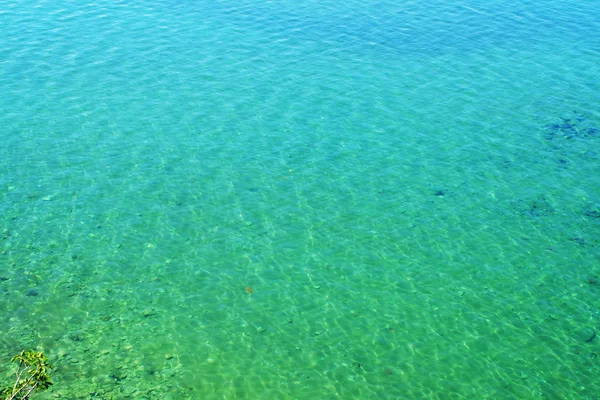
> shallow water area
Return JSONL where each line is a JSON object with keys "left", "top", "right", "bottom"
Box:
{"left": 1, "top": 0, "right": 600, "bottom": 398}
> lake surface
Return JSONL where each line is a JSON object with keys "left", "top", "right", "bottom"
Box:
{"left": 1, "top": 0, "right": 599, "bottom": 398}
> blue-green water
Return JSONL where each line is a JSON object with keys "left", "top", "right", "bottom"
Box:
{"left": 1, "top": 0, "right": 599, "bottom": 398}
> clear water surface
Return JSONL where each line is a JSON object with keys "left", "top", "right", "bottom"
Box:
{"left": 1, "top": 0, "right": 599, "bottom": 398}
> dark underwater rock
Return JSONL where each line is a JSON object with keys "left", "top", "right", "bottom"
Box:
{"left": 583, "top": 209, "right": 600, "bottom": 219}
{"left": 579, "top": 328, "right": 596, "bottom": 343}
{"left": 568, "top": 237, "right": 586, "bottom": 246}
{"left": 513, "top": 195, "right": 555, "bottom": 217}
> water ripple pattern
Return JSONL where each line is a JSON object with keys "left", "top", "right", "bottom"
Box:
{"left": 1, "top": 0, "right": 599, "bottom": 398}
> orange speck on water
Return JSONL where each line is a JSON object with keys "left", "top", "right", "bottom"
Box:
{"left": 244, "top": 286, "right": 253, "bottom": 294}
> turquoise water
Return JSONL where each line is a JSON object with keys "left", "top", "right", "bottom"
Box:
{"left": 1, "top": 0, "right": 599, "bottom": 398}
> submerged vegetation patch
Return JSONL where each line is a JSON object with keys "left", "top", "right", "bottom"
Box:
{"left": 540, "top": 111, "right": 600, "bottom": 169}
{"left": 542, "top": 111, "right": 600, "bottom": 142}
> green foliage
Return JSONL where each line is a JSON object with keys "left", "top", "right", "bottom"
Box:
{"left": 1, "top": 350, "right": 52, "bottom": 400}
